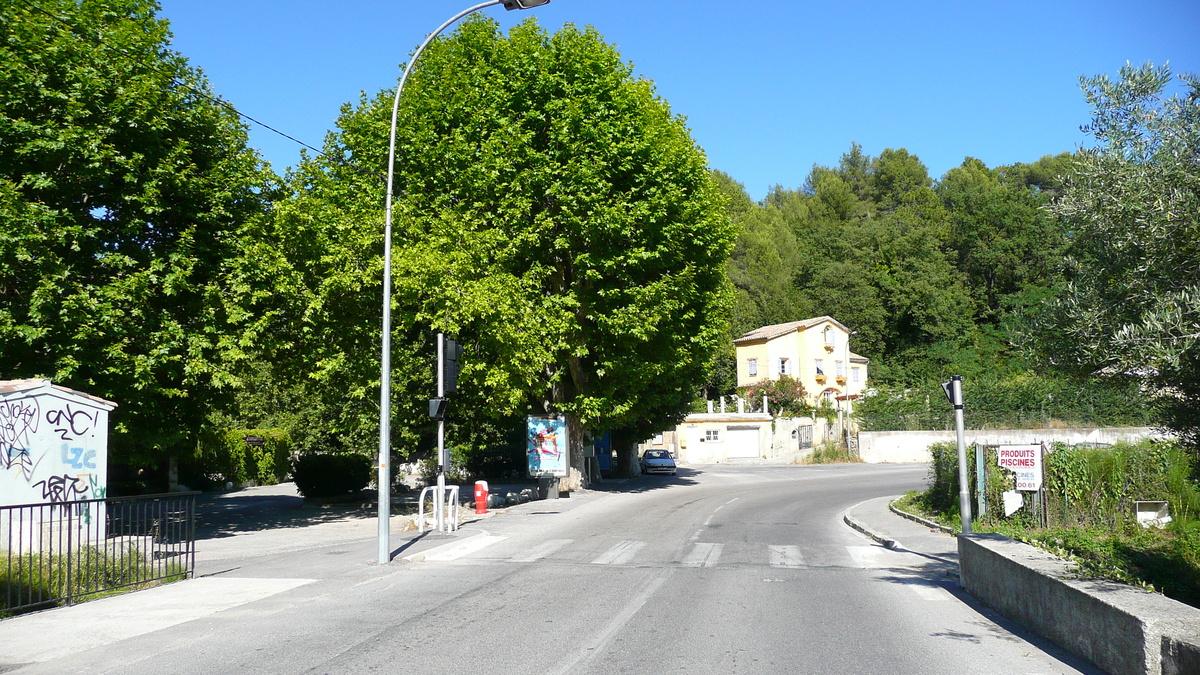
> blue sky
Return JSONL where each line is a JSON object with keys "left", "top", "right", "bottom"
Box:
{"left": 159, "top": 0, "right": 1199, "bottom": 201}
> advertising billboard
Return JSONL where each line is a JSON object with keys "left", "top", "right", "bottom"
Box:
{"left": 527, "top": 415, "right": 569, "bottom": 478}
{"left": 996, "top": 443, "right": 1044, "bottom": 491}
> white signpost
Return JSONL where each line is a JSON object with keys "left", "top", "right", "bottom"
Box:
{"left": 996, "top": 443, "right": 1044, "bottom": 492}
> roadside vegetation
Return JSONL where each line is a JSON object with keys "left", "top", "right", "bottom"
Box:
{"left": 1, "top": 546, "right": 187, "bottom": 618}
{"left": 896, "top": 439, "right": 1200, "bottom": 608}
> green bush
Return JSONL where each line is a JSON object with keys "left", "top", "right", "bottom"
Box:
{"left": 923, "top": 439, "right": 1200, "bottom": 530}
{"left": 195, "top": 428, "right": 291, "bottom": 487}
{"left": 2, "top": 545, "right": 185, "bottom": 616}
{"left": 291, "top": 452, "right": 372, "bottom": 498}
{"left": 856, "top": 372, "right": 1151, "bottom": 431}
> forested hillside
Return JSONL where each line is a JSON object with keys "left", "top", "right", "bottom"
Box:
{"left": 715, "top": 146, "right": 1150, "bottom": 430}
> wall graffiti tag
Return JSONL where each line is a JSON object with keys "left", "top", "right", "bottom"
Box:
{"left": 46, "top": 404, "right": 94, "bottom": 441}
{"left": 1, "top": 383, "right": 112, "bottom": 516}
{"left": 0, "top": 398, "right": 41, "bottom": 479}
{"left": 33, "top": 473, "right": 90, "bottom": 504}
{"left": 61, "top": 444, "right": 97, "bottom": 470}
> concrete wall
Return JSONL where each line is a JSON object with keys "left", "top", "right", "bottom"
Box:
{"left": 959, "top": 533, "right": 1200, "bottom": 675}
{"left": 857, "top": 427, "right": 1163, "bottom": 464}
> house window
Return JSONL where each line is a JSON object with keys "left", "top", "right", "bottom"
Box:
{"left": 748, "top": 358, "right": 757, "bottom": 377}
{"left": 824, "top": 326, "right": 834, "bottom": 345}
{"left": 852, "top": 367, "right": 860, "bottom": 383}
{"left": 705, "top": 429, "right": 720, "bottom": 442}
{"left": 814, "top": 359, "right": 825, "bottom": 376}
{"left": 779, "top": 358, "right": 790, "bottom": 376}
{"left": 836, "top": 361, "right": 844, "bottom": 378}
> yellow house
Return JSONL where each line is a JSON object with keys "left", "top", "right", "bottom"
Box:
{"left": 733, "top": 316, "right": 869, "bottom": 407}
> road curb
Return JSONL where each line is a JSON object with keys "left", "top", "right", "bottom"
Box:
{"left": 889, "top": 501, "right": 955, "bottom": 534}
{"left": 842, "top": 497, "right": 900, "bottom": 549}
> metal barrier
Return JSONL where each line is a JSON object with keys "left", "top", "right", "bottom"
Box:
{"left": 2, "top": 492, "right": 196, "bottom": 615}
{"left": 417, "top": 485, "right": 460, "bottom": 533}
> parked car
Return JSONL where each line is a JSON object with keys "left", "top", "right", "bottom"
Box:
{"left": 639, "top": 449, "right": 677, "bottom": 476}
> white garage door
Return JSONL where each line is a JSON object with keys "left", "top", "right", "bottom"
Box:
{"left": 726, "top": 426, "right": 760, "bottom": 459}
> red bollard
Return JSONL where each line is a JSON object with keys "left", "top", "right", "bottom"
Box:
{"left": 474, "top": 480, "right": 489, "bottom": 514}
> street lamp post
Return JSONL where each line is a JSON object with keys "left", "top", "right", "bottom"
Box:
{"left": 377, "top": 0, "right": 551, "bottom": 565}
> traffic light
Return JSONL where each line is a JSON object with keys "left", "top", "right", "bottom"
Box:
{"left": 429, "top": 397, "right": 448, "bottom": 421}
{"left": 441, "top": 335, "right": 463, "bottom": 394}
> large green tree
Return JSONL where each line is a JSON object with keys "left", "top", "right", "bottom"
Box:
{"left": 0, "top": 0, "right": 277, "bottom": 472}
{"left": 266, "top": 18, "right": 733, "bottom": 481}
{"left": 1038, "top": 63, "right": 1200, "bottom": 448}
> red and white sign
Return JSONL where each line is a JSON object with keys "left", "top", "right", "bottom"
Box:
{"left": 996, "top": 444, "right": 1043, "bottom": 491}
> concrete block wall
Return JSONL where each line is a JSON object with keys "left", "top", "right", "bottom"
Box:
{"left": 959, "top": 533, "right": 1200, "bottom": 675}
{"left": 857, "top": 427, "right": 1163, "bottom": 464}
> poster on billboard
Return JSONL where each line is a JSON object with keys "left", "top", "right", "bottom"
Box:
{"left": 996, "top": 443, "right": 1044, "bottom": 491}
{"left": 528, "top": 415, "right": 569, "bottom": 478}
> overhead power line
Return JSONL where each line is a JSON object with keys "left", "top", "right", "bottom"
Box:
{"left": 13, "top": 0, "right": 386, "bottom": 184}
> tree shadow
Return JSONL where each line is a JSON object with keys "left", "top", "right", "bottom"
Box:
{"left": 194, "top": 490, "right": 383, "bottom": 540}
{"left": 589, "top": 467, "right": 702, "bottom": 494}
{"left": 868, "top": 548, "right": 1104, "bottom": 674}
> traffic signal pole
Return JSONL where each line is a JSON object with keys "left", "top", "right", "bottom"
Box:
{"left": 943, "top": 375, "right": 972, "bottom": 534}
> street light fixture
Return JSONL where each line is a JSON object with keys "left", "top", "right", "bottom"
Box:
{"left": 377, "top": 0, "right": 550, "bottom": 565}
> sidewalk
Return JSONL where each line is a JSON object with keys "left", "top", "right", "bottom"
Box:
{"left": 843, "top": 495, "right": 960, "bottom": 578}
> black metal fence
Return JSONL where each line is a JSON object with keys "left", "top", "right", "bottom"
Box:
{"left": 2, "top": 492, "right": 196, "bottom": 615}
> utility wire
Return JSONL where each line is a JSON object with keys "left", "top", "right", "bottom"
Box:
{"left": 14, "top": 0, "right": 387, "bottom": 185}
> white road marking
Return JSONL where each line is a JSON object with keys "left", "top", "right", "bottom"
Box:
{"left": 421, "top": 535, "right": 507, "bottom": 562}
{"left": 591, "top": 540, "right": 646, "bottom": 565}
{"left": 551, "top": 571, "right": 672, "bottom": 675}
{"left": 682, "top": 542, "right": 724, "bottom": 567}
{"left": 768, "top": 545, "right": 805, "bottom": 568}
{"left": 907, "top": 580, "right": 953, "bottom": 601}
{"left": 845, "top": 545, "right": 910, "bottom": 568}
{"left": 509, "top": 538, "right": 573, "bottom": 563}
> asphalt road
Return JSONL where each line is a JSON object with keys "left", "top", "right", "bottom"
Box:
{"left": 3, "top": 463, "right": 1095, "bottom": 674}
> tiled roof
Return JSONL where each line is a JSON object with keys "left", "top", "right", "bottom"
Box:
{"left": 734, "top": 316, "right": 850, "bottom": 344}
{"left": 0, "top": 378, "right": 117, "bottom": 408}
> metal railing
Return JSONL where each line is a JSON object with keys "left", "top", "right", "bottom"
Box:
{"left": 417, "top": 485, "right": 460, "bottom": 533}
{"left": 2, "top": 492, "right": 197, "bottom": 615}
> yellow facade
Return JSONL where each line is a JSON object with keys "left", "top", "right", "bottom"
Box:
{"left": 733, "top": 316, "right": 868, "bottom": 406}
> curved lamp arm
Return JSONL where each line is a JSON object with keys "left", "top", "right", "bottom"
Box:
{"left": 378, "top": 0, "right": 549, "bottom": 564}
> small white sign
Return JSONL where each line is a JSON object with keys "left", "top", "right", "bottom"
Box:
{"left": 996, "top": 443, "right": 1043, "bottom": 491}
{"left": 1002, "top": 490, "right": 1024, "bottom": 517}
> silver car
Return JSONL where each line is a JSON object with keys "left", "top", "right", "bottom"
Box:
{"left": 639, "top": 449, "right": 677, "bottom": 476}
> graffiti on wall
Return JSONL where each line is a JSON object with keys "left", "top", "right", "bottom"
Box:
{"left": 0, "top": 393, "right": 108, "bottom": 513}
{"left": 1, "top": 398, "right": 42, "bottom": 480}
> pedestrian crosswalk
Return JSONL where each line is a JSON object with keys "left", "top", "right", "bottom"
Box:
{"left": 410, "top": 536, "right": 956, "bottom": 603}
{"left": 414, "top": 536, "right": 935, "bottom": 575}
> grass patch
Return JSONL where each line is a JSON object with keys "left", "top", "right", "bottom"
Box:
{"left": 803, "top": 442, "right": 862, "bottom": 465}
{"left": 2, "top": 545, "right": 187, "bottom": 617}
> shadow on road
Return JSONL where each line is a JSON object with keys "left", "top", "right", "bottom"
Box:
{"left": 590, "top": 467, "right": 702, "bottom": 494}
{"left": 195, "top": 489, "right": 380, "bottom": 540}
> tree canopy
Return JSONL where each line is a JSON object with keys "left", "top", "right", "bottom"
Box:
{"left": 258, "top": 18, "right": 734, "bottom": 478}
{"left": 0, "top": 0, "right": 277, "bottom": 469}
{"left": 1035, "top": 62, "right": 1200, "bottom": 448}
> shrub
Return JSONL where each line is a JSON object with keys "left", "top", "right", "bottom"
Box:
{"left": 856, "top": 372, "right": 1151, "bottom": 431}
{"left": 291, "top": 453, "right": 372, "bottom": 498}
{"left": 195, "top": 428, "right": 291, "bottom": 487}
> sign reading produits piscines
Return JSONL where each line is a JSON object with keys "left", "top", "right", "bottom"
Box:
{"left": 996, "top": 443, "right": 1044, "bottom": 491}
